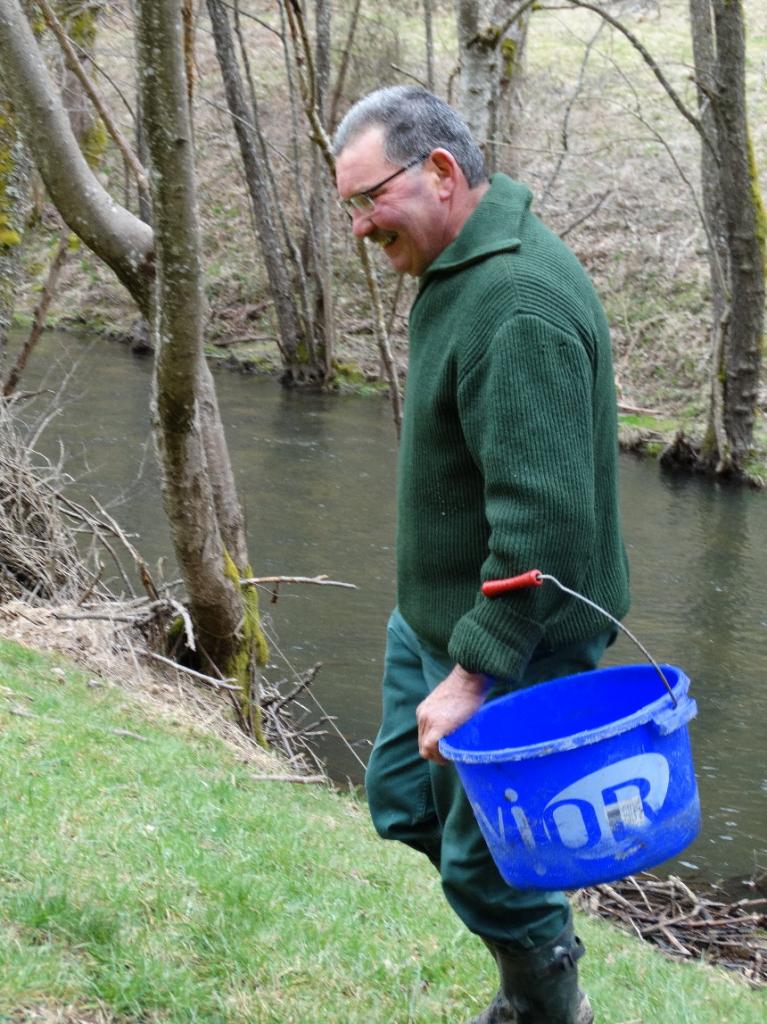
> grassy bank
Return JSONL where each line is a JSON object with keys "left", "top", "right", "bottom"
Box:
{"left": 0, "top": 637, "right": 764, "bottom": 1023}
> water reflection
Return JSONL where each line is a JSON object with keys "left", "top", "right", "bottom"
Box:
{"left": 9, "top": 330, "right": 767, "bottom": 883}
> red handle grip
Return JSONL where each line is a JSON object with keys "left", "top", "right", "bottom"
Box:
{"left": 482, "top": 570, "right": 543, "bottom": 598}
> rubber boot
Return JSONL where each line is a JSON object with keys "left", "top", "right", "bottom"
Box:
{"left": 466, "top": 939, "right": 517, "bottom": 1024}
{"left": 469, "top": 922, "right": 592, "bottom": 1024}
{"left": 495, "top": 921, "right": 593, "bottom": 1024}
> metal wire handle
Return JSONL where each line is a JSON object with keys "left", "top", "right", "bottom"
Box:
{"left": 481, "top": 569, "right": 678, "bottom": 707}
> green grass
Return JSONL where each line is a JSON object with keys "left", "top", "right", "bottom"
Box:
{"left": 618, "top": 413, "right": 679, "bottom": 433}
{"left": 0, "top": 638, "right": 764, "bottom": 1023}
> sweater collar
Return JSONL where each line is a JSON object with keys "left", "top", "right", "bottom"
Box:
{"left": 419, "top": 173, "right": 529, "bottom": 285}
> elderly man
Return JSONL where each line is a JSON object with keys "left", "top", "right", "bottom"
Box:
{"left": 334, "top": 86, "right": 629, "bottom": 1024}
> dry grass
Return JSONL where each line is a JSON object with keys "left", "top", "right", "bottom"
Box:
{"left": 0, "top": 600, "right": 280, "bottom": 773}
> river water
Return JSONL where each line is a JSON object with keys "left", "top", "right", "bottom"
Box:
{"left": 8, "top": 329, "right": 767, "bottom": 886}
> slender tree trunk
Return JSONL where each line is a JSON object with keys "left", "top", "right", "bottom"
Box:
{"left": 135, "top": 0, "right": 266, "bottom": 735}
{"left": 328, "top": 0, "right": 362, "bottom": 130}
{"left": 423, "top": 0, "right": 435, "bottom": 91}
{"left": 306, "top": 0, "right": 334, "bottom": 380}
{"left": 688, "top": 0, "right": 729, "bottom": 467}
{"left": 708, "top": 0, "right": 765, "bottom": 467}
{"left": 207, "top": 0, "right": 329, "bottom": 386}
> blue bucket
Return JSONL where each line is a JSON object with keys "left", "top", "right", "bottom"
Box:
{"left": 439, "top": 663, "right": 701, "bottom": 890}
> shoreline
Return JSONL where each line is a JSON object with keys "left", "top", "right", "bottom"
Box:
{"left": 17, "top": 313, "right": 765, "bottom": 487}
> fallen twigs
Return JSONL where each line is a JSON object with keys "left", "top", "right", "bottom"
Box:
{"left": 0, "top": 599, "right": 328, "bottom": 780}
{"left": 260, "top": 662, "right": 328, "bottom": 777}
{"left": 44, "top": 598, "right": 329, "bottom": 776}
{"left": 250, "top": 772, "right": 326, "bottom": 784}
{"left": 142, "top": 650, "right": 241, "bottom": 690}
{"left": 575, "top": 872, "right": 767, "bottom": 986}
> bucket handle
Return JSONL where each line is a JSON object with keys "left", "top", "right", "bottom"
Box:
{"left": 481, "top": 570, "right": 678, "bottom": 707}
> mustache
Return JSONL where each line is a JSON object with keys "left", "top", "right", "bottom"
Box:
{"left": 369, "top": 229, "right": 397, "bottom": 247}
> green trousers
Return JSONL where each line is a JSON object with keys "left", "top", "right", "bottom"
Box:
{"left": 366, "top": 608, "right": 613, "bottom": 952}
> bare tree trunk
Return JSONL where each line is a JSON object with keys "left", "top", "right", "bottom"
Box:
{"left": 207, "top": 0, "right": 330, "bottom": 387}
{"left": 305, "top": 0, "right": 334, "bottom": 380}
{"left": 283, "top": 0, "right": 403, "bottom": 434}
{"left": 329, "top": 0, "right": 363, "bottom": 130}
{"left": 688, "top": 0, "right": 729, "bottom": 467}
{"left": 497, "top": 3, "right": 531, "bottom": 176}
{"left": 454, "top": 0, "right": 532, "bottom": 172}
{"left": 708, "top": 0, "right": 765, "bottom": 468}
{"left": 134, "top": 0, "right": 266, "bottom": 729}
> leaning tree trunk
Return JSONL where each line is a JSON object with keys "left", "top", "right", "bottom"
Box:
{"left": 0, "top": 0, "right": 153, "bottom": 313}
{"left": 134, "top": 0, "right": 267, "bottom": 737}
{"left": 4, "top": 0, "right": 107, "bottom": 397}
{"left": 707, "top": 0, "right": 765, "bottom": 470}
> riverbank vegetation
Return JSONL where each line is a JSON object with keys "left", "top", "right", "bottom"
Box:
{"left": 0, "top": 399, "right": 327, "bottom": 773}
{"left": 1, "top": 635, "right": 765, "bottom": 1023}
{"left": 1, "top": 1, "right": 765, "bottom": 478}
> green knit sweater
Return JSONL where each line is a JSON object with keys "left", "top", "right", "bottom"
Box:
{"left": 396, "top": 173, "right": 630, "bottom": 681}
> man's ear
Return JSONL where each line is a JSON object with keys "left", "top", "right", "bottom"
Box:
{"left": 427, "top": 148, "right": 461, "bottom": 199}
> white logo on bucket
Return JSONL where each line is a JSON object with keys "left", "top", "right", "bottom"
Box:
{"left": 482, "top": 754, "right": 671, "bottom": 856}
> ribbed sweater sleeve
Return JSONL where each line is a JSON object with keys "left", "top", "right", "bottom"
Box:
{"left": 447, "top": 315, "right": 597, "bottom": 679}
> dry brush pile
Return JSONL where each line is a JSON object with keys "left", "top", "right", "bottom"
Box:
{"left": 0, "top": 403, "right": 94, "bottom": 604}
{"left": 0, "top": 400, "right": 325, "bottom": 778}
{"left": 576, "top": 871, "right": 767, "bottom": 987}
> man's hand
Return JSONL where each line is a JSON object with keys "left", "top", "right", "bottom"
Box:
{"left": 416, "top": 665, "right": 488, "bottom": 764}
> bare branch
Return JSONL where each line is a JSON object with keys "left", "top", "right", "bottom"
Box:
{"left": 250, "top": 773, "right": 326, "bottom": 784}
{"left": 3, "top": 226, "right": 71, "bottom": 397}
{"left": 551, "top": 0, "right": 710, "bottom": 151}
{"left": 540, "top": 20, "right": 604, "bottom": 207}
{"left": 142, "top": 650, "right": 241, "bottom": 690}
{"left": 495, "top": 0, "right": 539, "bottom": 45}
{"left": 240, "top": 574, "right": 357, "bottom": 589}
{"left": 559, "top": 188, "right": 611, "bottom": 239}
{"left": 389, "top": 64, "right": 428, "bottom": 88}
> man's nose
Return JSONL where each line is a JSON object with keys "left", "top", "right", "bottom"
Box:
{"left": 350, "top": 206, "right": 374, "bottom": 238}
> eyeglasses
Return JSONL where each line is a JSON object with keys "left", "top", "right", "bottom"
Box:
{"left": 338, "top": 153, "right": 429, "bottom": 215}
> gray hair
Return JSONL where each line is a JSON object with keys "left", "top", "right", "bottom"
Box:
{"left": 332, "top": 86, "right": 487, "bottom": 188}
